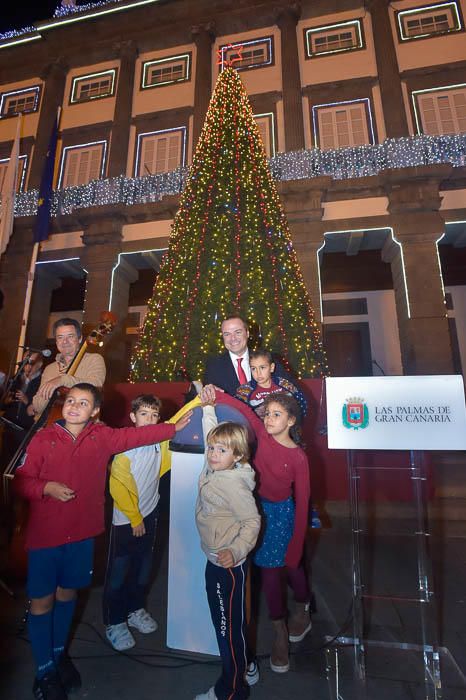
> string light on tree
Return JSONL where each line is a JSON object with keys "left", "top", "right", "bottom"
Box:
{"left": 130, "top": 64, "right": 328, "bottom": 382}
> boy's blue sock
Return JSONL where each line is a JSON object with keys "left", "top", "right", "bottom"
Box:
{"left": 28, "top": 609, "right": 54, "bottom": 679}
{"left": 53, "top": 598, "right": 77, "bottom": 662}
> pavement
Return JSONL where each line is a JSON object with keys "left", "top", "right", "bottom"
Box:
{"left": 2, "top": 470, "right": 466, "bottom": 700}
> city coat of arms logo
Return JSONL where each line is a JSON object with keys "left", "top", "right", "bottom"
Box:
{"left": 342, "top": 397, "right": 369, "bottom": 430}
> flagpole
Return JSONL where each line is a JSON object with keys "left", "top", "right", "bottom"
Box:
{"left": 15, "top": 106, "right": 62, "bottom": 367}
{"left": 15, "top": 242, "right": 40, "bottom": 365}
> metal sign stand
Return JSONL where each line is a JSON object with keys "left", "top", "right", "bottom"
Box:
{"left": 326, "top": 449, "right": 442, "bottom": 699}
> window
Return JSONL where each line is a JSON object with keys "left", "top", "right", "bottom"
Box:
{"left": 397, "top": 2, "right": 462, "bottom": 40}
{"left": 220, "top": 38, "right": 273, "bottom": 71}
{"left": 136, "top": 128, "right": 186, "bottom": 176}
{"left": 413, "top": 85, "right": 466, "bottom": 134}
{"left": 253, "top": 113, "right": 275, "bottom": 157}
{"left": 0, "top": 155, "right": 27, "bottom": 191}
{"left": 142, "top": 54, "right": 190, "bottom": 89}
{"left": 305, "top": 20, "right": 364, "bottom": 57}
{"left": 0, "top": 86, "right": 40, "bottom": 117}
{"left": 58, "top": 142, "right": 107, "bottom": 188}
{"left": 70, "top": 70, "right": 116, "bottom": 103}
{"left": 313, "top": 100, "right": 373, "bottom": 149}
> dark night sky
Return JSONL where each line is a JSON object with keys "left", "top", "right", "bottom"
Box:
{"left": 1, "top": 2, "right": 73, "bottom": 32}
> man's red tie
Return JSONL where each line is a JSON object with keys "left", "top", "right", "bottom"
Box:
{"left": 236, "top": 357, "right": 247, "bottom": 385}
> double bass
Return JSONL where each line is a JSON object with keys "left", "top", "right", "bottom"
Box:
{"left": 3, "top": 312, "right": 116, "bottom": 578}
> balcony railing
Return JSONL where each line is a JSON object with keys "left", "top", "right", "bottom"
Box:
{"left": 13, "top": 133, "right": 466, "bottom": 219}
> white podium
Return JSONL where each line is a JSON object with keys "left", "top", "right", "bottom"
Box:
{"left": 166, "top": 450, "right": 219, "bottom": 656}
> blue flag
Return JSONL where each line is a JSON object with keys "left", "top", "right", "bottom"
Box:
{"left": 33, "top": 113, "right": 59, "bottom": 244}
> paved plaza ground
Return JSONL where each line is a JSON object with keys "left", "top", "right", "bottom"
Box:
{"left": 2, "top": 464, "right": 466, "bottom": 700}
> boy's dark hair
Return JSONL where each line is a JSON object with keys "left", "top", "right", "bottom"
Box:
{"left": 72, "top": 382, "right": 102, "bottom": 408}
{"left": 131, "top": 394, "right": 162, "bottom": 413}
{"left": 53, "top": 317, "right": 82, "bottom": 338}
{"left": 249, "top": 349, "right": 273, "bottom": 364}
{"left": 263, "top": 393, "right": 304, "bottom": 446}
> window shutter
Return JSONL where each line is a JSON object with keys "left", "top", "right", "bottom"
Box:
{"left": 319, "top": 111, "right": 336, "bottom": 149}
{"left": 167, "top": 133, "right": 181, "bottom": 171}
{"left": 418, "top": 89, "right": 466, "bottom": 135}
{"left": 155, "top": 137, "right": 168, "bottom": 173}
{"left": 437, "top": 95, "right": 455, "bottom": 134}
{"left": 141, "top": 137, "right": 156, "bottom": 176}
{"left": 317, "top": 102, "right": 370, "bottom": 150}
{"left": 77, "top": 150, "right": 90, "bottom": 185}
{"left": 453, "top": 92, "right": 466, "bottom": 132}
{"left": 349, "top": 106, "right": 367, "bottom": 146}
{"left": 62, "top": 145, "right": 103, "bottom": 187}
{"left": 419, "top": 95, "right": 439, "bottom": 135}
{"left": 138, "top": 131, "right": 183, "bottom": 176}
{"left": 64, "top": 151, "right": 79, "bottom": 187}
{"left": 88, "top": 147, "right": 102, "bottom": 181}
{"left": 254, "top": 116, "right": 272, "bottom": 157}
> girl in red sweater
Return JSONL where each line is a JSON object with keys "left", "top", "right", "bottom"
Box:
{"left": 206, "top": 388, "right": 311, "bottom": 675}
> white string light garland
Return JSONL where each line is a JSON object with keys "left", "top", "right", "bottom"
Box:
{"left": 12, "top": 134, "right": 466, "bottom": 218}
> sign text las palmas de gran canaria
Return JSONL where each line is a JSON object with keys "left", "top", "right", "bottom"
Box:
{"left": 328, "top": 376, "right": 466, "bottom": 451}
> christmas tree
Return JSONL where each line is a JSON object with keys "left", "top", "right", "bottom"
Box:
{"left": 130, "top": 64, "right": 327, "bottom": 382}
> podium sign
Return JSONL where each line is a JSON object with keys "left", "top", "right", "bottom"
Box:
{"left": 326, "top": 375, "right": 466, "bottom": 450}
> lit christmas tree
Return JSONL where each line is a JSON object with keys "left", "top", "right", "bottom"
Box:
{"left": 130, "top": 64, "right": 327, "bottom": 382}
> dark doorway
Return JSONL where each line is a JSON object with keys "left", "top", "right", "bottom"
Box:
{"left": 323, "top": 322, "right": 373, "bottom": 376}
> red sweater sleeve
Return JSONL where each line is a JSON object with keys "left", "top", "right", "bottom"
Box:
{"left": 101, "top": 422, "right": 176, "bottom": 457}
{"left": 14, "top": 435, "right": 48, "bottom": 502}
{"left": 215, "top": 390, "right": 266, "bottom": 438}
{"left": 285, "top": 450, "right": 311, "bottom": 568}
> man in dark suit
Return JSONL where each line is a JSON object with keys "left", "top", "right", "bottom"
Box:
{"left": 204, "top": 316, "right": 251, "bottom": 396}
{"left": 204, "top": 316, "right": 292, "bottom": 396}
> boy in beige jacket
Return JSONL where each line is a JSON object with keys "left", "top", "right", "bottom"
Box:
{"left": 194, "top": 403, "right": 260, "bottom": 700}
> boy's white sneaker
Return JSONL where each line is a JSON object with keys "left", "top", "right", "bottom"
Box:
{"left": 127, "top": 608, "right": 158, "bottom": 634}
{"left": 194, "top": 688, "right": 217, "bottom": 700}
{"left": 106, "top": 622, "right": 135, "bottom": 651}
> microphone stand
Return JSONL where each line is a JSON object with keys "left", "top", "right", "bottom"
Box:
{"left": 0, "top": 351, "right": 31, "bottom": 407}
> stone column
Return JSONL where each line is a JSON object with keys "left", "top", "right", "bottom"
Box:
{"left": 382, "top": 166, "right": 454, "bottom": 373}
{"left": 275, "top": 4, "right": 305, "bottom": 152}
{"left": 279, "top": 177, "right": 331, "bottom": 324}
{"left": 80, "top": 220, "right": 123, "bottom": 327}
{"left": 26, "top": 268, "right": 61, "bottom": 347}
{"left": 368, "top": 0, "right": 409, "bottom": 137}
{"left": 191, "top": 23, "right": 215, "bottom": 151}
{"left": 108, "top": 258, "right": 139, "bottom": 381}
{"left": 29, "top": 59, "right": 68, "bottom": 189}
{"left": 107, "top": 41, "right": 138, "bottom": 178}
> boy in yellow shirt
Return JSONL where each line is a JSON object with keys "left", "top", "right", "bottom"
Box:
{"left": 102, "top": 394, "right": 165, "bottom": 651}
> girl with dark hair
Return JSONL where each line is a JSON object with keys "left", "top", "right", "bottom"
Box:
{"left": 204, "top": 388, "right": 312, "bottom": 676}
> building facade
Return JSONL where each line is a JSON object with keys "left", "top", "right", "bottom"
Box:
{"left": 0, "top": 0, "right": 465, "bottom": 381}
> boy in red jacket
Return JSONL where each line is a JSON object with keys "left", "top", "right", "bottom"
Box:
{"left": 15, "top": 383, "right": 191, "bottom": 700}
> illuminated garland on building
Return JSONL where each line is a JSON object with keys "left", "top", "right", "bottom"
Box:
{"left": 129, "top": 66, "right": 328, "bottom": 383}
{"left": 11, "top": 133, "right": 466, "bottom": 219}
{"left": 53, "top": 0, "right": 123, "bottom": 19}
{"left": 0, "top": 26, "right": 36, "bottom": 41}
